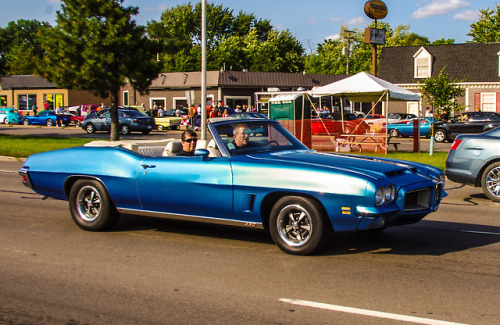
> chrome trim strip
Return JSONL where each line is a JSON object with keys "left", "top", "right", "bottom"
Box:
{"left": 117, "top": 208, "right": 265, "bottom": 229}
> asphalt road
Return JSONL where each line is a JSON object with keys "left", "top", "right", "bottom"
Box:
{"left": 0, "top": 160, "right": 499, "bottom": 325}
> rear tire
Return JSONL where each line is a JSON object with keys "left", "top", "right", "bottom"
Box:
{"left": 23, "top": 119, "right": 30, "bottom": 126}
{"left": 481, "top": 162, "right": 500, "bottom": 202}
{"left": 85, "top": 123, "right": 95, "bottom": 134}
{"left": 120, "top": 124, "right": 130, "bottom": 135}
{"left": 157, "top": 125, "right": 164, "bottom": 131}
{"left": 269, "top": 196, "right": 328, "bottom": 255}
{"left": 69, "top": 179, "right": 120, "bottom": 231}
{"left": 46, "top": 119, "right": 54, "bottom": 127}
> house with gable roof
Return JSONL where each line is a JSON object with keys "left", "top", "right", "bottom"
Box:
{"left": 378, "top": 43, "right": 500, "bottom": 115}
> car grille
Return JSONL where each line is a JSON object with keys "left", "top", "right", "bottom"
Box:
{"left": 404, "top": 187, "right": 431, "bottom": 211}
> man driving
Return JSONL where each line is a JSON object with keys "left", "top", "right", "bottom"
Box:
{"left": 232, "top": 124, "right": 252, "bottom": 149}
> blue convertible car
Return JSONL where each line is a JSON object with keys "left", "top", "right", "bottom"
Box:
{"left": 19, "top": 118, "right": 446, "bottom": 255}
{"left": 387, "top": 117, "right": 434, "bottom": 138}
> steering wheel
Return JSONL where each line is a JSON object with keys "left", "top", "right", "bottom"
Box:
{"left": 267, "top": 141, "right": 279, "bottom": 146}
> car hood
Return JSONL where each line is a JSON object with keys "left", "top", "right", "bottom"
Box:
{"left": 245, "top": 150, "right": 433, "bottom": 181}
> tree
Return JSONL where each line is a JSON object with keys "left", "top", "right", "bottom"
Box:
{"left": 419, "top": 68, "right": 466, "bottom": 120}
{"left": 0, "top": 19, "right": 52, "bottom": 75}
{"left": 305, "top": 23, "right": 433, "bottom": 75}
{"left": 39, "top": 0, "right": 161, "bottom": 141}
{"left": 419, "top": 68, "right": 466, "bottom": 154}
{"left": 468, "top": 4, "right": 500, "bottom": 43}
{"left": 146, "top": 2, "right": 303, "bottom": 72}
{"left": 216, "top": 29, "right": 305, "bottom": 72}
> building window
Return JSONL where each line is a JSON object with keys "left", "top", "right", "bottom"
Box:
{"left": 123, "top": 91, "right": 129, "bottom": 106}
{"left": 416, "top": 58, "right": 430, "bottom": 78}
{"left": 0, "top": 95, "right": 7, "bottom": 107}
{"left": 498, "top": 51, "right": 500, "bottom": 76}
{"left": 43, "top": 93, "right": 64, "bottom": 110}
{"left": 413, "top": 47, "right": 432, "bottom": 79}
{"left": 173, "top": 97, "right": 188, "bottom": 109}
{"left": 18, "top": 94, "right": 37, "bottom": 111}
{"left": 481, "top": 93, "right": 496, "bottom": 112}
{"left": 150, "top": 97, "right": 166, "bottom": 114}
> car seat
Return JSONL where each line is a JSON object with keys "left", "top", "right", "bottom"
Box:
{"left": 162, "top": 140, "right": 182, "bottom": 156}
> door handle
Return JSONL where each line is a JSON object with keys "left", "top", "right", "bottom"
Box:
{"left": 141, "top": 164, "right": 156, "bottom": 169}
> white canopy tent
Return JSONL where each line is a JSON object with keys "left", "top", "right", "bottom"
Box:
{"left": 311, "top": 71, "right": 420, "bottom": 103}
{"left": 310, "top": 72, "right": 421, "bottom": 153}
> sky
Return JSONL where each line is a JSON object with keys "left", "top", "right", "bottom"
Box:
{"left": 0, "top": 0, "right": 496, "bottom": 52}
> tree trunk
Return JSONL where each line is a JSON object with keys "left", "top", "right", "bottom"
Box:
{"left": 110, "top": 88, "right": 120, "bottom": 141}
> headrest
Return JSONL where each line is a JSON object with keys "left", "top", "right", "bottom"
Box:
{"left": 166, "top": 140, "right": 183, "bottom": 153}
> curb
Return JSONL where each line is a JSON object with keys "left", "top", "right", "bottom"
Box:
{"left": 0, "top": 156, "right": 26, "bottom": 162}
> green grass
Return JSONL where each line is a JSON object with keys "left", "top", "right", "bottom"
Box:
{"left": 351, "top": 151, "right": 448, "bottom": 171}
{"left": 0, "top": 134, "right": 447, "bottom": 171}
{"left": 0, "top": 135, "right": 94, "bottom": 158}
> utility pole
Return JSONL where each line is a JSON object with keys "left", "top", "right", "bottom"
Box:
{"left": 345, "top": 30, "right": 354, "bottom": 75}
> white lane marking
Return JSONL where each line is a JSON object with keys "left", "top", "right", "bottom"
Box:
{"left": 280, "top": 299, "right": 468, "bottom": 325}
{"left": 460, "top": 230, "right": 500, "bottom": 236}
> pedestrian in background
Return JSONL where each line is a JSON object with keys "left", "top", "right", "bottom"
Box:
{"left": 55, "top": 106, "right": 63, "bottom": 127}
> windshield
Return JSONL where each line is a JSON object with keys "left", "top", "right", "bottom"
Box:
{"left": 124, "top": 110, "right": 147, "bottom": 117}
{"left": 213, "top": 120, "right": 308, "bottom": 156}
{"left": 484, "top": 126, "right": 500, "bottom": 137}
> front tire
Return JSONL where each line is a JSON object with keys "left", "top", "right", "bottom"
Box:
{"left": 389, "top": 129, "right": 400, "bottom": 138}
{"left": 434, "top": 129, "right": 447, "bottom": 142}
{"left": 481, "top": 162, "right": 500, "bottom": 202}
{"left": 69, "top": 179, "right": 120, "bottom": 231}
{"left": 157, "top": 125, "right": 164, "bottom": 131}
{"left": 4, "top": 118, "right": 10, "bottom": 124}
{"left": 23, "top": 118, "right": 30, "bottom": 126}
{"left": 269, "top": 196, "right": 328, "bottom": 255}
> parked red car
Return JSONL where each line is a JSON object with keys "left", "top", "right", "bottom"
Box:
{"left": 311, "top": 119, "right": 370, "bottom": 136}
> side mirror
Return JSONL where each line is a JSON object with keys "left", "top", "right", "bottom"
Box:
{"left": 194, "top": 149, "right": 210, "bottom": 160}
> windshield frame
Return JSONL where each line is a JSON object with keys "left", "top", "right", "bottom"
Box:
{"left": 208, "top": 119, "right": 309, "bottom": 157}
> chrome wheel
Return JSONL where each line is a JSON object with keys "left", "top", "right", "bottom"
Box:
{"left": 69, "top": 179, "right": 120, "bottom": 231}
{"left": 76, "top": 185, "right": 102, "bottom": 222}
{"left": 389, "top": 129, "right": 399, "bottom": 138}
{"left": 120, "top": 124, "right": 130, "bottom": 135}
{"left": 4, "top": 118, "right": 10, "bottom": 124}
{"left": 482, "top": 162, "right": 500, "bottom": 202}
{"left": 269, "top": 196, "right": 328, "bottom": 255}
{"left": 277, "top": 204, "right": 313, "bottom": 247}
{"left": 85, "top": 123, "right": 95, "bottom": 134}
{"left": 434, "top": 129, "right": 446, "bottom": 142}
{"left": 46, "top": 119, "right": 54, "bottom": 126}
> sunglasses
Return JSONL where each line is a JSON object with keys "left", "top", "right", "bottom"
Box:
{"left": 183, "top": 138, "right": 198, "bottom": 143}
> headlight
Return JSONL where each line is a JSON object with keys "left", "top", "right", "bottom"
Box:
{"left": 384, "top": 185, "right": 395, "bottom": 203}
{"left": 375, "top": 185, "right": 396, "bottom": 206}
{"left": 375, "top": 187, "right": 385, "bottom": 206}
